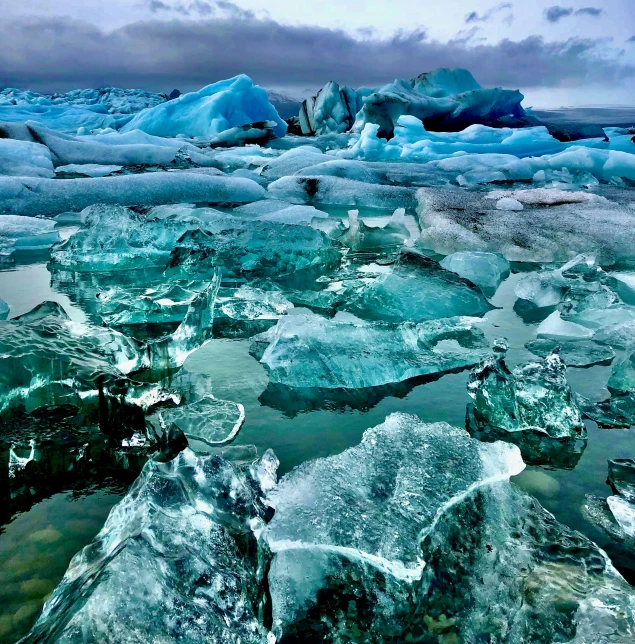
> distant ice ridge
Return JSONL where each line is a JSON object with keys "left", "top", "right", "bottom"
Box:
{"left": 299, "top": 67, "right": 528, "bottom": 137}
{"left": 0, "top": 86, "right": 166, "bottom": 114}
{"left": 122, "top": 75, "right": 287, "bottom": 139}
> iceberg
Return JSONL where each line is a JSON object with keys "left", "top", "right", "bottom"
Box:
{"left": 0, "top": 86, "right": 166, "bottom": 114}
{"left": 0, "top": 139, "right": 54, "bottom": 178}
{"left": 298, "top": 81, "right": 363, "bottom": 135}
{"left": 467, "top": 343, "right": 585, "bottom": 439}
{"left": 0, "top": 172, "right": 265, "bottom": 217}
{"left": 122, "top": 75, "right": 287, "bottom": 139}
{"left": 439, "top": 251, "right": 510, "bottom": 295}
{"left": 250, "top": 312, "right": 490, "bottom": 389}
{"left": 21, "top": 448, "right": 274, "bottom": 643}
{"left": 0, "top": 104, "right": 126, "bottom": 133}
{"left": 353, "top": 68, "right": 528, "bottom": 138}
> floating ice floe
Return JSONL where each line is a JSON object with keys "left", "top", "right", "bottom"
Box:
{"left": 122, "top": 75, "right": 287, "bottom": 140}
{"left": 417, "top": 187, "right": 635, "bottom": 263}
{"left": 250, "top": 312, "right": 490, "bottom": 389}
{"left": 440, "top": 251, "right": 510, "bottom": 295}
{"left": 0, "top": 172, "right": 264, "bottom": 217}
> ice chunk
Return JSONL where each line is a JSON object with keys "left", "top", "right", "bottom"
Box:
{"left": 594, "top": 319, "right": 635, "bottom": 349}
{"left": 495, "top": 196, "right": 523, "bottom": 211}
{"left": 122, "top": 75, "right": 286, "bottom": 139}
{"left": 607, "top": 495, "right": 635, "bottom": 538}
{"left": 22, "top": 448, "right": 272, "bottom": 643}
{"left": 56, "top": 163, "right": 122, "bottom": 177}
{"left": 0, "top": 138, "right": 54, "bottom": 178}
{"left": 486, "top": 187, "right": 608, "bottom": 206}
{"left": 344, "top": 249, "right": 492, "bottom": 322}
{"left": 440, "top": 251, "right": 510, "bottom": 295}
{"left": 611, "top": 272, "right": 635, "bottom": 305}
{"left": 525, "top": 338, "right": 615, "bottom": 367}
{"left": 417, "top": 187, "right": 635, "bottom": 263}
{"left": 251, "top": 312, "right": 490, "bottom": 389}
{"left": 261, "top": 146, "right": 330, "bottom": 179}
{"left": 609, "top": 459, "right": 635, "bottom": 502}
{"left": 537, "top": 311, "right": 595, "bottom": 339}
{"left": 268, "top": 175, "right": 417, "bottom": 210}
{"left": 0, "top": 214, "right": 61, "bottom": 256}
{"left": 0, "top": 172, "right": 264, "bottom": 217}
{"left": 265, "top": 413, "right": 524, "bottom": 580}
{"left": 165, "top": 223, "right": 342, "bottom": 281}
{"left": 467, "top": 345, "right": 585, "bottom": 439}
{"left": 209, "top": 120, "right": 277, "bottom": 148}
{"left": 0, "top": 298, "right": 9, "bottom": 320}
{"left": 154, "top": 397, "right": 245, "bottom": 447}
{"left": 265, "top": 412, "right": 635, "bottom": 641}
{"left": 50, "top": 204, "right": 196, "bottom": 272}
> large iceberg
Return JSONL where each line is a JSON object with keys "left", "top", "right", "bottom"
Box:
{"left": 298, "top": 81, "right": 366, "bottom": 136}
{"left": 354, "top": 68, "right": 528, "bottom": 138}
{"left": 122, "top": 75, "right": 287, "bottom": 139}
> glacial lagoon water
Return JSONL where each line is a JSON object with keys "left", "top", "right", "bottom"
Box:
{"left": 1, "top": 209, "right": 634, "bottom": 641}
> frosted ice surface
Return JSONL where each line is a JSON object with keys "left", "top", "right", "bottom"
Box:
{"left": 0, "top": 139, "right": 54, "bottom": 178}
{"left": 537, "top": 311, "right": 594, "bottom": 339}
{"left": 440, "top": 251, "right": 510, "bottom": 295}
{"left": 607, "top": 496, "right": 635, "bottom": 538}
{"left": 417, "top": 187, "right": 635, "bottom": 263}
{"left": 0, "top": 172, "right": 264, "bottom": 217}
{"left": 251, "top": 312, "right": 490, "bottom": 389}
{"left": 609, "top": 459, "right": 635, "bottom": 502}
{"left": 122, "top": 75, "right": 287, "bottom": 139}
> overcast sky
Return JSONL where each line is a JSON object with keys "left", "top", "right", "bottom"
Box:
{"left": 1, "top": 0, "right": 634, "bottom": 107}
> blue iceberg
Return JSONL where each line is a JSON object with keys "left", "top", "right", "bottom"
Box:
{"left": 122, "top": 75, "right": 287, "bottom": 139}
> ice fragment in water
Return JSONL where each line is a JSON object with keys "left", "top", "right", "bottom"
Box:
{"left": 22, "top": 448, "right": 274, "bottom": 643}
{"left": 251, "top": 311, "right": 490, "bottom": 389}
{"left": 153, "top": 397, "right": 245, "bottom": 447}
{"left": 525, "top": 338, "right": 615, "bottom": 367}
{"left": 264, "top": 412, "right": 635, "bottom": 642}
{"left": 495, "top": 196, "right": 523, "bottom": 211}
{"left": 607, "top": 496, "right": 635, "bottom": 539}
{"left": 467, "top": 344, "right": 585, "bottom": 439}
{"left": 334, "top": 208, "right": 411, "bottom": 255}
{"left": 343, "top": 248, "right": 492, "bottom": 323}
{"left": 0, "top": 298, "right": 9, "bottom": 320}
{"left": 537, "top": 311, "right": 594, "bottom": 339}
{"left": 0, "top": 214, "right": 61, "bottom": 256}
{"left": 439, "top": 251, "right": 510, "bottom": 295}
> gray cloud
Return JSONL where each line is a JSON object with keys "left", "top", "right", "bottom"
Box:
{"left": 0, "top": 16, "right": 632, "bottom": 95}
{"left": 148, "top": 0, "right": 252, "bottom": 18}
{"left": 575, "top": 7, "right": 603, "bottom": 18}
{"left": 465, "top": 3, "right": 513, "bottom": 25}
{"left": 544, "top": 7, "right": 574, "bottom": 22}
{"left": 628, "top": 36, "right": 635, "bottom": 43}
{"left": 545, "top": 6, "right": 604, "bottom": 23}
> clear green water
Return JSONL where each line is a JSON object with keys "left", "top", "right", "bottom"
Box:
{"left": 0, "top": 226, "right": 634, "bottom": 641}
